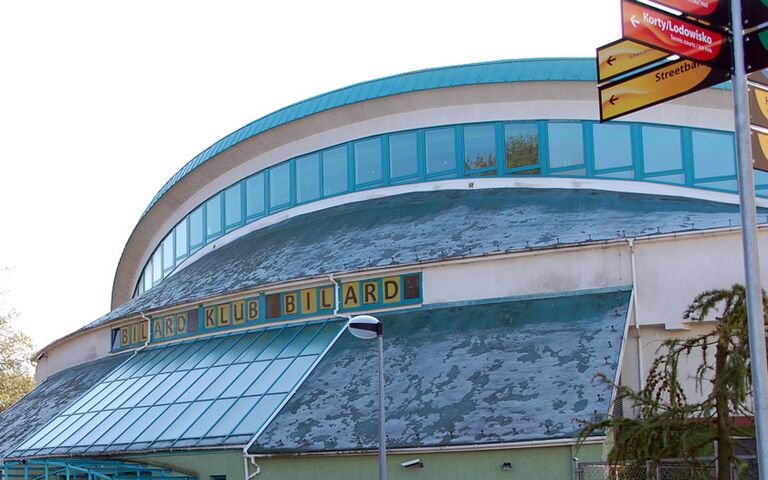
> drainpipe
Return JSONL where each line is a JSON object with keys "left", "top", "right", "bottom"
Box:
{"left": 329, "top": 273, "right": 352, "bottom": 321}
{"left": 626, "top": 239, "right": 644, "bottom": 390}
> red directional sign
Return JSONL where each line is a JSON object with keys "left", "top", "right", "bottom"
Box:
{"left": 649, "top": 0, "right": 730, "bottom": 28}
{"left": 621, "top": 0, "right": 731, "bottom": 70}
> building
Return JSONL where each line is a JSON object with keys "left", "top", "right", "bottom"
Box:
{"left": 1, "top": 57, "right": 766, "bottom": 480}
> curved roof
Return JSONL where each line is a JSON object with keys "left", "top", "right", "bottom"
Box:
{"left": 141, "top": 58, "right": 597, "bottom": 217}
{"left": 95, "top": 187, "right": 749, "bottom": 330}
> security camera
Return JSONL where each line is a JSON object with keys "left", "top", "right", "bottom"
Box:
{"left": 401, "top": 458, "right": 424, "bottom": 469}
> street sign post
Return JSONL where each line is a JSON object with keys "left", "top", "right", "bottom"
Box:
{"left": 599, "top": 59, "right": 729, "bottom": 121}
{"left": 597, "top": 39, "right": 669, "bottom": 83}
{"left": 621, "top": 0, "right": 731, "bottom": 70}
{"left": 649, "top": 0, "right": 730, "bottom": 28}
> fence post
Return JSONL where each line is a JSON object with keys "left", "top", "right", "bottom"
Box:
{"left": 572, "top": 457, "right": 580, "bottom": 480}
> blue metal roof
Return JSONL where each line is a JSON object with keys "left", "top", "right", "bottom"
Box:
{"left": 141, "top": 58, "right": 596, "bottom": 217}
{"left": 97, "top": 188, "right": 753, "bottom": 329}
{"left": 252, "top": 289, "right": 630, "bottom": 452}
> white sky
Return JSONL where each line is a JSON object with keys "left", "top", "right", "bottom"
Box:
{"left": 0, "top": 1, "right": 621, "bottom": 350}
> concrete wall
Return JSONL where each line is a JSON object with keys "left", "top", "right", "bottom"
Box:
{"left": 34, "top": 326, "right": 111, "bottom": 383}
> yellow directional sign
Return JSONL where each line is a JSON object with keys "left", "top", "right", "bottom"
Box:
{"left": 597, "top": 39, "right": 669, "bottom": 83}
{"left": 751, "top": 129, "right": 768, "bottom": 172}
{"left": 749, "top": 84, "right": 768, "bottom": 130}
{"left": 599, "top": 59, "right": 730, "bottom": 122}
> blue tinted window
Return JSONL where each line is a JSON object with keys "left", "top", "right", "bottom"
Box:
{"left": 505, "top": 123, "right": 539, "bottom": 170}
{"left": 174, "top": 220, "right": 188, "bottom": 260}
{"left": 648, "top": 173, "right": 686, "bottom": 185}
{"left": 152, "top": 249, "right": 162, "bottom": 283}
{"left": 189, "top": 206, "right": 204, "bottom": 248}
{"left": 389, "top": 132, "right": 418, "bottom": 179}
{"left": 463, "top": 124, "right": 497, "bottom": 171}
{"left": 593, "top": 123, "right": 632, "bottom": 170}
{"left": 269, "top": 163, "right": 291, "bottom": 208}
{"left": 697, "top": 179, "right": 738, "bottom": 192}
{"left": 642, "top": 126, "right": 683, "bottom": 173}
{"left": 296, "top": 154, "right": 320, "bottom": 203}
{"left": 205, "top": 194, "right": 222, "bottom": 238}
{"left": 692, "top": 130, "right": 735, "bottom": 179}
{"left": 143, "top": 268, "right": 152, "bottom": 292}
{"left": 756, "top": 170, "right": 768, "bottom": 187}
{"left": 245, "top": 173, "right": 265, "bottom": 218}
{"left": 548, "top": 123, "right": 584, "bottom": 169}
{"left": 354, "top": 138, "right": 383, "bottom": 185}
{"left": 224, "top": 183, "right": 242, "bottom": 228}
{"left": 162, "top": 235, "right": 174, "bottom": 271}
{"left": 426, "top": 128, "right": 456, "bottom": 175}
{"left": 323, "top": 146, "right": 348, "bottom": 196}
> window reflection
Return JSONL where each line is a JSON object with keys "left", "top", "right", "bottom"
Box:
{"left": 389, "top": 132, "right": 418, "bottom": 179}
{"left": 463, "top": 124, "right": 496, "bottom": 172}
{"left": 692, "top": 130, "right": 736, "bottom": 179}
{"left": 642, "top": 126, "right": 682, "bottom": 174}
{"left": 548, "top": 123, "right": 584, "bottom": 169}
{"left": 426, "top": 127, "right": 456, "bottom": 175}
{"left": 224, "top": 184, "right": 242, "bottom": 228}
{"left": 205, "top": 195, "right": 222, "bottom": 238}
{"left": 354, "top": 138, "right": 383, "bottom": 185}
{"left": 504, "top": 123, "right": 538, "bottom": 170}
{"left": 593, "top": 123, "right": 632, "bottom": 171}
{"left": 189, "top": 206, "right": 204, "bottom": 249}
{"left": 323, "top": 146, "right": 348, "bottom": 196}
{"left": 269, "top": 163, "right": 291, "bottom": 208}
{"left": 296, "top": 154, "right": 320, "bottom": 203}
{"left": 245, "top": 173, "right": 265, "bottom": 218}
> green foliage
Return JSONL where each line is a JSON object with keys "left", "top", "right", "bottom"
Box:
{"left": 0, "top": 304, "right": 35, "bottom": 412}
{"left": 578, "top": 284, "right": 765, "bottom": 480}
{"left": 504, "top": 135, "right": 538, "bottom": 170}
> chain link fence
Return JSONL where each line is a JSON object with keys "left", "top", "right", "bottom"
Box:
{"left": 573, "top": 458, "right": 758, "bottom": 480}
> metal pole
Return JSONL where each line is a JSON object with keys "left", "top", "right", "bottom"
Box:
{"left": 730, "top": 0, "right": 768, "bottom": 474}
{"left": 377, "top": 332, "right": 388, "bottom": 480}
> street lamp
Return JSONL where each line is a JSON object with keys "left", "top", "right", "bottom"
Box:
{"left": 347, "top": 315, "right": 387, "bottom": 480}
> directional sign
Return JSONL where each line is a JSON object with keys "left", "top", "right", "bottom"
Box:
{"left": 597, "top": 39, "right": 670, "bottom": 83}
{"left": 744, "top": 0, "right": 768, "bottom": 28}
{"left": 750, "top": 129, "right": 768, "bottom": 172}
{"left": 599, "top": 58, "right": 730, "bottom": 122}
{"left": 621, "top": 0, "right": 731, "bottom": 70}
{"left": 746, "top": 27, "right": 768, "bottom": 74}
{"left": 749, "top": 84, "right": 768, "bottom": 129}
{"left": 648, "top": 0, "right": 730, "bottom": 28}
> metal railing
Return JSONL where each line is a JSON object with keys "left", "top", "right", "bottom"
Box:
{"left": 573, "top": 457, "right": 758, "bottom": 480}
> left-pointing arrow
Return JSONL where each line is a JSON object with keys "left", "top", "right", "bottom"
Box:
{"left": 607, "top": 55, "right": 616, "bottom": 66}
{"left": 630, "top": 14, "right": 640, "bottom": 27}
{"left": 609, "top": 95, "right": 618, "bottom": 105}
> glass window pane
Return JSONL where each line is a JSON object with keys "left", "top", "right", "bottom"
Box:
{"left": 66, "top": 410, "right": 113, "bottom": 447}
{"left": 121, "top": 373, "right": 170, "bottom": 408}
{"left": 94, "top": 407, "right": 149, "bottom": 445}
{"left": 642, "top": 126, "right": 683, "bottom": 173}
{"left": 222, "top": 361, "right": 269, "bottom": 398}
{"left": 174, "top": 220, "right": 188, "bottom": 259}
{"left": 268, "top": 355, "right": 317, "bottom": 393}
{"left": 178, "top": 337, "right": 227, "bottom": 370}
{"left": 207, "top": 396, "right": 262, "bottom": 437}
{"left": 205, "top": 194, "right": 222, "bottom": 238}
{"left": 138, "top": 371, "right": 186, "bottom": 406}
{"left": 551, "top": 168, "right": 587, "bottom": 176}
{"left": 389, "top": 132, "right": 418, "bottom": 179}
{"left": 177, "top": 366, "right": 227, "bottom": 402}
{"left": 548, "top": 123, "right": 584, "bottom": 169}
{"left": 256, "top": 328, "right": 296, "bottom": 360}
{"left": 197, "top": 336, "right": 240, "bottom": 368}
{"left": 354, "top": 138, "right": 383, "bottom": 185}
{"left": 214, "top": 334, "right": 258, "bottom": 366}
{"left": 181, "top": 399, "right": 236, "bottom": 439}
{"left": 245, "top": 358, "right": 292, "bottom": 395}
{"left": 296, "top": 153, "right": 320, "bottom": 203}
{"left": 302, "top": 322, "right": 342, "bottom": 355}
{"left": 232, "top": 394, "right": 284, "bottom": 436}
{"left": 279, "top": 325, "right": 321, "bottom": 358}
{"left": 143, "top": 267, "right": 152, "bottom": 292}
{"left": 648, "top": 173, "right": 686, "bottom": 185}
{"left": 44, "top": 412, "right": 94, "bottom": 448}
{"left": 692, "top": 130, "right": 736, "bottom": 179}
{"left": 463, "top": 124, "right": 497, "bottom": 171}
{"left": 104, "top": 377, "right": 152, "bottom": 410}
{"left": 189, "top": 206, "right": 204, "bottom": 248}
{"left": 756, "top": 169, "right": 768, "bottom": 186}
{"left": 135, "top": 404, "right": 186, "bottom": 443}
{"left": 198, "top": 363, "right": 248, "bottom": 400}
{"left": 157, "top": 401, "right": 213, "bottom": 441}
{"left": 426, "top": 127, "right": 456, "bottom": 175}
{"left": 269, "top": 163, "right": 291, "bottom": 208}
{"left": 162, "top": 235, "right": 174, "bottom": 271}
{"left": 224, "top": 183, "right": 242, "bottom": 228}
{"left": 245, "top": 173, "right": 266, "bottom": 218}
{"left": 697, "top": 179, "right": 738, "bottom": 191}
{"left": 77, "top": 410, "right": 125, "bottom": 445}
{"left": 323, "top": 146, "right": 348, "bottom": 196}
{"left": 114, "top": 405, "right": 166, "bottom": 445}
{"left": 157, "top": 369, "right": 206, "bottom": 405}
{"left": 593, "top": 123, "right": 632, "bottom": 170}
{"left": 152, "top": 248, "right": 162, "bottom": 283}
{"left": 234, "top": 330, "right": 279, "bottom": 363}
{"left": 595, "top": 170, "right": 635, "bottom": 179}
{"left": 505, "top": 123, "right": 539, "bottom": 170}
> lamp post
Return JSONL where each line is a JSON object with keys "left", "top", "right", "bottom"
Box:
{"left": 347, "top": 315, "right": 387, "bottom": 480}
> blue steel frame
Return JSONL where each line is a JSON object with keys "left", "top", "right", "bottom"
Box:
{"left": 3, "top": 459, "right": 196, "bottom": 480}
{"left": 10, "top": 320, "right": 344, "bottom": 458}
{"left": 134, "top": 118, "right": 767, "bottom": 298}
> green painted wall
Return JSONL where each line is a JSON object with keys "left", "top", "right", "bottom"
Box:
{"left": 129, "top": 443, "right": 602, "bottom": 480}
{"left": 134, "top": 450, "right": 244, "bottom": 480}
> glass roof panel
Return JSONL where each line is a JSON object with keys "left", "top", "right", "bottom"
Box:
{"left": 13, "top": 320, "right": 342, "bottom": 455}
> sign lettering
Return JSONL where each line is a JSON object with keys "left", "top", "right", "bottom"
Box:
{"left": 599, "top": 58, "right": 730, "bottom": 121}
{"left": 597, "top": 39, "right": 669, "bottom": 83}
{"left": 621, "top": 0, "right": 730, "bottom": 70}
{"left": 233, "top": 301, "right": 245, "bottom": 325}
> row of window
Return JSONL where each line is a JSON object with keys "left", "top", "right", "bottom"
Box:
{"left": 134, "top": 119, "right": 767, "bottom": 297}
